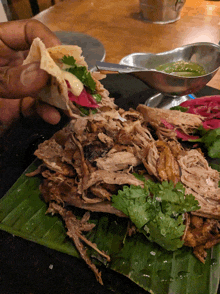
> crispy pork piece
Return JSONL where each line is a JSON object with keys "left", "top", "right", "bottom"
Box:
{"left": 183, "top": 215, "right": 220, "bottom": 263}
{"left": 35, "top": 139, "right": 75, "bottom": 176}
{"left": 137, "top": 139, "right": 182, "bottom": 183}
{"left": 137, "top": 104, "right": 204, "bottom": 140}
{"left": 155, "top": 141, "right": 181, "bottom": 184}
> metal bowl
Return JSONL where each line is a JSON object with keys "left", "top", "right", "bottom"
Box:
{"left": 139, "top": 0, "right": 186, "bottom": 24}
{"left": 119, "top": 42, "right": 220, "bottom": 97}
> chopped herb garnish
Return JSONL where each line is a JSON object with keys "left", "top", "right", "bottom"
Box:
{"left": 112, "top": 178, "right": 200, "bottom": 251}
{"left": 92, "top": 94, "right": 102, "bottom": 103}
{"left": 79, "top": 107, "right": 98, "bottom": 116}
{"left": 62, "top": 55, "right": 96, "bottom": 93}
{"left": 209, "top": 163, "right": 220, "bottom": 172}
{"left": 62, "top": 55, "right": 76, "bottom": 66}
{"left": 170, "top": 106, "right": 188, "bottom": 112}
{"left": 191, "top": 128, "right": 220, "bottom": 159}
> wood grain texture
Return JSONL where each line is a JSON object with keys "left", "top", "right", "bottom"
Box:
{"left": 34, "top": 0, "right": 220, "bottom": 90}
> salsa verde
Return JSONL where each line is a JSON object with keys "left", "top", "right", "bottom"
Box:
{"left": 156, "top": 60, "right": 206, "bottom": 77}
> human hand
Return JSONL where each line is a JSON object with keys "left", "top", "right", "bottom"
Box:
{"left": 0, "top": 19, "right": 62, "bottom": 133}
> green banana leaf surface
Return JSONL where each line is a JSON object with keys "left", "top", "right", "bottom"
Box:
{"left": 0, "top": 159, "right": 219, "bottom": 294}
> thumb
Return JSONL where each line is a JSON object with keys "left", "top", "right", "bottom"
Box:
{"left": 0, "top": 62, "right": 49, "bottom": 99}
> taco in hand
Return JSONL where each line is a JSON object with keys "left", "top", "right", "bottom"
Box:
{"left": 23, "top": 37, "right": 116, "bottom": 117}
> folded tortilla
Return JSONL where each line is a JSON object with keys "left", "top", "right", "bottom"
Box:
{"left": 23, "top": 37, "right": 93, "bottom": 116}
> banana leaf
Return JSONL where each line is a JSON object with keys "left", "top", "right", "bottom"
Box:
{"left": 0, "top": 159, "right": 219, "bottom": 294}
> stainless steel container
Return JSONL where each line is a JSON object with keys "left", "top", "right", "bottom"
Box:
{"left": 140, "top": 0, "right": 186, "bottom": 24}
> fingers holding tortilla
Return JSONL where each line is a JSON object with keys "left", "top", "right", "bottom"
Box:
{"left": 0, "top": 62, "right": 50, "bottom": 99}
{"left": 21, "top": 96, "right": 61, "bottom": 125}
{"left": 36, "top": 102, "right": 61, "bottom": 125}
{"left": 0, "top": 20, "right": 61, "bottom": 99}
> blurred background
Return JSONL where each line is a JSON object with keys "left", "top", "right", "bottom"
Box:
{"left": 0, "top": 0, "right": 62, "bottom": 21}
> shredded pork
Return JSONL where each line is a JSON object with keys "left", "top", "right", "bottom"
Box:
{"left": 137, "top": 104, "right": 204, "bottom": 140}
{"left": 31, "top": 101, "right": 220, "bottom": 281}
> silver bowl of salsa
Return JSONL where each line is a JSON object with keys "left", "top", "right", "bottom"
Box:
{"left": 118, "top": 42, "right": 220, "bottom": 97}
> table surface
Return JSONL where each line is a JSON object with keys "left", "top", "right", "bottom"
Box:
{"left": 34, "top": 0, "right": 220, "bottom": 90}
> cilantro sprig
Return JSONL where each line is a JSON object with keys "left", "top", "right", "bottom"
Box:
{"left": 112, "top": 178, "right": 200, "bottom": 251}
{"left": 170, "top": 106, "right": 188, "bottom": 112}
{"left": 62, "top": 55, "right": 77, "bottom": 66}
{"left": 61, "top": 55, "right": 96, "bottom": 93}
{"left": 191, "top": 127, "right": 220, "bottom": 159}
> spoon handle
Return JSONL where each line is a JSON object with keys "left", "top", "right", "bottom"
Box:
{"left": 95, "top": 61, "right": 143, "bottom": 73}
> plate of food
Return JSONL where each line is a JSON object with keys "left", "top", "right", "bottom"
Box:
{"left": 0, "top": 39, "right": 219, "bottom": 294}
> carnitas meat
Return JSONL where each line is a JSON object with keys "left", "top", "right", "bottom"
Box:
{"left": 183, "top": 215, "right": 220, "bottom": 263}
{"left": 32, "top": 104, "right": 220, "bottom": 282}
{"left": 137, "top": 104, "right": 204, "bottom": 141}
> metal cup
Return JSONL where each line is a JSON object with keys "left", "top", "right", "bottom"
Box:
{"left": 140, "top": 0, "right": 186, "bottom": 24}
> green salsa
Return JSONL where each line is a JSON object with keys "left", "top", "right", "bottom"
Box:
{"left": 156, "top": 60, "right": 206, "bottom": 77}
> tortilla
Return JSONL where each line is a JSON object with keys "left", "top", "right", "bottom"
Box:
{"left": 23, "top": 37, "right": 88, "bottom": 116}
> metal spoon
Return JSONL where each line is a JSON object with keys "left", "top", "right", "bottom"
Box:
{"left": 96, "top": 42, "right": 220, "bottom": 97}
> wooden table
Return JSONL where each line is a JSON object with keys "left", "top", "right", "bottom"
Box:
{"left": 35, "top": 0, "right": 220, "bottom": 90}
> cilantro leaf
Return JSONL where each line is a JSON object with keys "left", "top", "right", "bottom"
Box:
{"left": 67, "top": 67, "right": 96, "bottom": 92}
{"left": 201, "top": 128, "right": 220, "bottom": 146}
{"left": 170, "top": 106, "right": 188, "bottom": 112}
{"left": 61, "top": 55, "right": 96, "bottom": 93}
{"left": 142, "top": 212, "right": 185, "bottom": 250}
{"left": 112, "top": 185, "right": 152, "bottom": 229}
{"left": 79, "top": 107, "right": 97, "bottom": 116}
{"left": 210, "top": 162, "right": 220, "bottom": 172}
{"left": 208, "top": 139, "right": 220, "bottom": 158}
{"left": 112, "top": 179, "right": 200, "bottom": 251}
{"left": 92, "top": 94, "right": 102, "bottom": 103}
{"left": 156, "top": 181, "right": 200, "bottom": 216}
{"left": 62, "top": 55, "right": 76, "bottom": 66}
{"left": 201, "top": 128, "right": 220, "bottom": 158}
{"left": 192, "top": 128, "right": 220, "bottom": 159}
